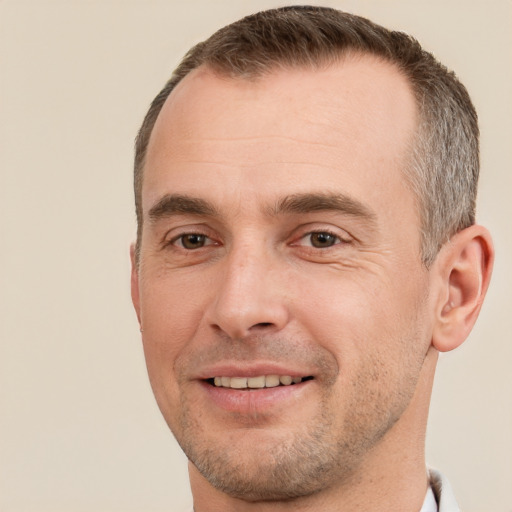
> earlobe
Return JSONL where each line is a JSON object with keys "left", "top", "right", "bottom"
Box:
{"left": 130, "top": 243, "right": 142, "bottom": 326}
{"left": 432, "top": 225, "right": 494, "bottom": 352}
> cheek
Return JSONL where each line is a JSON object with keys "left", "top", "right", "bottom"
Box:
{"left": 293, "top": 265, "right": 428, "bottom": 366}
{"left": 294, "top": 267, "right": 382, "bottom": 331}
{"left": 140, "top": 266, "right": 209, "bottom": 339}
{"left": 138, "top": 273, "right": 207, "bottom": 396}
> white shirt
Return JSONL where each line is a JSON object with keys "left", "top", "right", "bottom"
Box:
{"left": 420, "top": 485, "right": 438, "bottom": 512}
{"left": 429, "top": 468, "right": 461, "bottom": 512}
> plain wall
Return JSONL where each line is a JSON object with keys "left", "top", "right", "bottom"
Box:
{"left": 1, "top": 1, "right": 511, "bottom": 511}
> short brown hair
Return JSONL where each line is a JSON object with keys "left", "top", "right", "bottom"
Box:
{"left": 134, "top": 5, "right": 479, "bottom": 266}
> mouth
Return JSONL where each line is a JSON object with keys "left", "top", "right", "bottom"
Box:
{"left": 199, "top": 368, "right": 316, "bottom": 414}
{"left": 205, "top": 375, "right": 314, "bottom": 390}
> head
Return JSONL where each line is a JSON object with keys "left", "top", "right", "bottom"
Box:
{"left": 130, "top": 6, "right": 493, "bottom": 507}
{"left": 134, "top": 5, "right": 479, "bottom": 268}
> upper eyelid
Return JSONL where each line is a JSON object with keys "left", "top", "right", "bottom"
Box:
{"left": 294, "top": 231, "right": 348, "bottom": 248}
{"left": 173, "top": 233, "right": 215, "bottom": 250}
{"left": 161, "top": 232, "right": 219, "bottom": 253}
{"left": 292, "top": 223, "right": 353, "bottom": 240}
{"left": 158, "top": 222, "right": 354, "bottom": 245}
{"left": 161, "top": 224, "right": 215, "bottom": 242}
{"left": 169, "top": 230, "right": 211, "bottom": 242}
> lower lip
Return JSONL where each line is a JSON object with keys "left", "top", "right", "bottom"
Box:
{"left": 200, "top": 380, "right": 312, "bottom": 414}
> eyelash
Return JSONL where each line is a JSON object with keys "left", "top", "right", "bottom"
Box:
{"left": 294, "top": 229, "right": 350, "bottom": 249}
{"left": 168, "top": 232, "right": 216, "bottom": 250}
{"left": 165, "top": 228, "right": 350, "bottom": 252}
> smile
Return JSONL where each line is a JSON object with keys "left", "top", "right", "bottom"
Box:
{"left": 200, "top": 371, "right": 316, "bottom": 413}
{"left": 209, "top": 375, "right": 312, "bottom": 389}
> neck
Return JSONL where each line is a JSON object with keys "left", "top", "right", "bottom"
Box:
{"left": 190, "top": 348, "right": 438, "bottom": 512}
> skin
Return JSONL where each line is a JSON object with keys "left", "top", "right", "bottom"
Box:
{"left": 131, "top": 55, "right": 493, "bottom": 511}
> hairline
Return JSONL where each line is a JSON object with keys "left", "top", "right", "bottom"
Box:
{"left": 135, "top": 53, "right": 427, "bottom": 265}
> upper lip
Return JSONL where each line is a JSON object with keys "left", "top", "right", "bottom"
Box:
{"left": 195, "top": 362, "right": 314, "bottom": 380}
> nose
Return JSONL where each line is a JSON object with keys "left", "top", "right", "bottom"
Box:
{"left": 206, "top": 243, "right": 290, "bottom": 340}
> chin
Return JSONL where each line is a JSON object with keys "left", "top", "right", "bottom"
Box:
{"left": 192, "top": 449, "right": 332, "bottom": 501}
{"left": 179, "top": 423, "right": 352, "bottom": 502}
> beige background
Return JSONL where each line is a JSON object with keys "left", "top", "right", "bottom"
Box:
{"left": 1, "top": 1, "right": 511, "bottom": 511}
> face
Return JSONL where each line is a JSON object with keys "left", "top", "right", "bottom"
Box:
{"left": 132, "top": 56, "right": 435, "bottom": 500}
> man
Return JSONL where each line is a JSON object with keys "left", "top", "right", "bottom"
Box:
{"left": 130, "top": 6, "right": 493, "bottom": 512}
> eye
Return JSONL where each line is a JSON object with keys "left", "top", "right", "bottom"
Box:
{"left": 296, "top": 231, "right": 345, "bottom": 249}
{"left": 290, "top": 228, "right": 351, "bottom": 251}
{"left": 175, "top": 233, "right": 210, "bottom": 250}
{"left": 308, "top": 232, "right": 339, "bottom": 248}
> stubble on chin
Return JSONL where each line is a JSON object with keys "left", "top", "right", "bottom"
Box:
{"left": 178, "top": 390, "right": 347, "bottom": 501}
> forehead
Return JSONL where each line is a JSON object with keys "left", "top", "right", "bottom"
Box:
{"left": 152, "top": 55, "right": 416, "bottom": 143}
{"left": 143, "top": 55, "right": 418, "bottom": 221}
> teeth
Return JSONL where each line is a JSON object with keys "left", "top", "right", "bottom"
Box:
{"left": 212, "top": 375, "right": 304, "bottom": 389}
{"left": 248, "top": 376, "right": 265, "bottom": 388}
{"left": 265, "top": 375, "right": 280, "bottom": 387}
{"left": 230, "top": 377, "right": 247, "bottom": 389}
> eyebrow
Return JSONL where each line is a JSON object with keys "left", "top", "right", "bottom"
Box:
{"left": 148, "top": 194, "right": 218, "bottom": 222}
{"left": 269, "top": 192, "right": 377, "bottom": 224}
{"left": 147, "top": 191, "right": 377, "bottom": 227}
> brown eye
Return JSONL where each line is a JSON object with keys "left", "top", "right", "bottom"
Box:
{"left": 309, "top": 232, "right": 338, "bottom": 248}
{"left": 180, "top": 234, "right": 207, "bottom": 249}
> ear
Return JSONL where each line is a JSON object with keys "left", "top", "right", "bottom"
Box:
{"left": 431, "top": 225, "right": 494, "bottom": 352}
{"left": 130, "top": 243, "right": 142, "bottom": 326}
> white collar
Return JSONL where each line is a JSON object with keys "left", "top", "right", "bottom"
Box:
{"left": 420, "top": 485, "right": 438, "bottom": 512}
